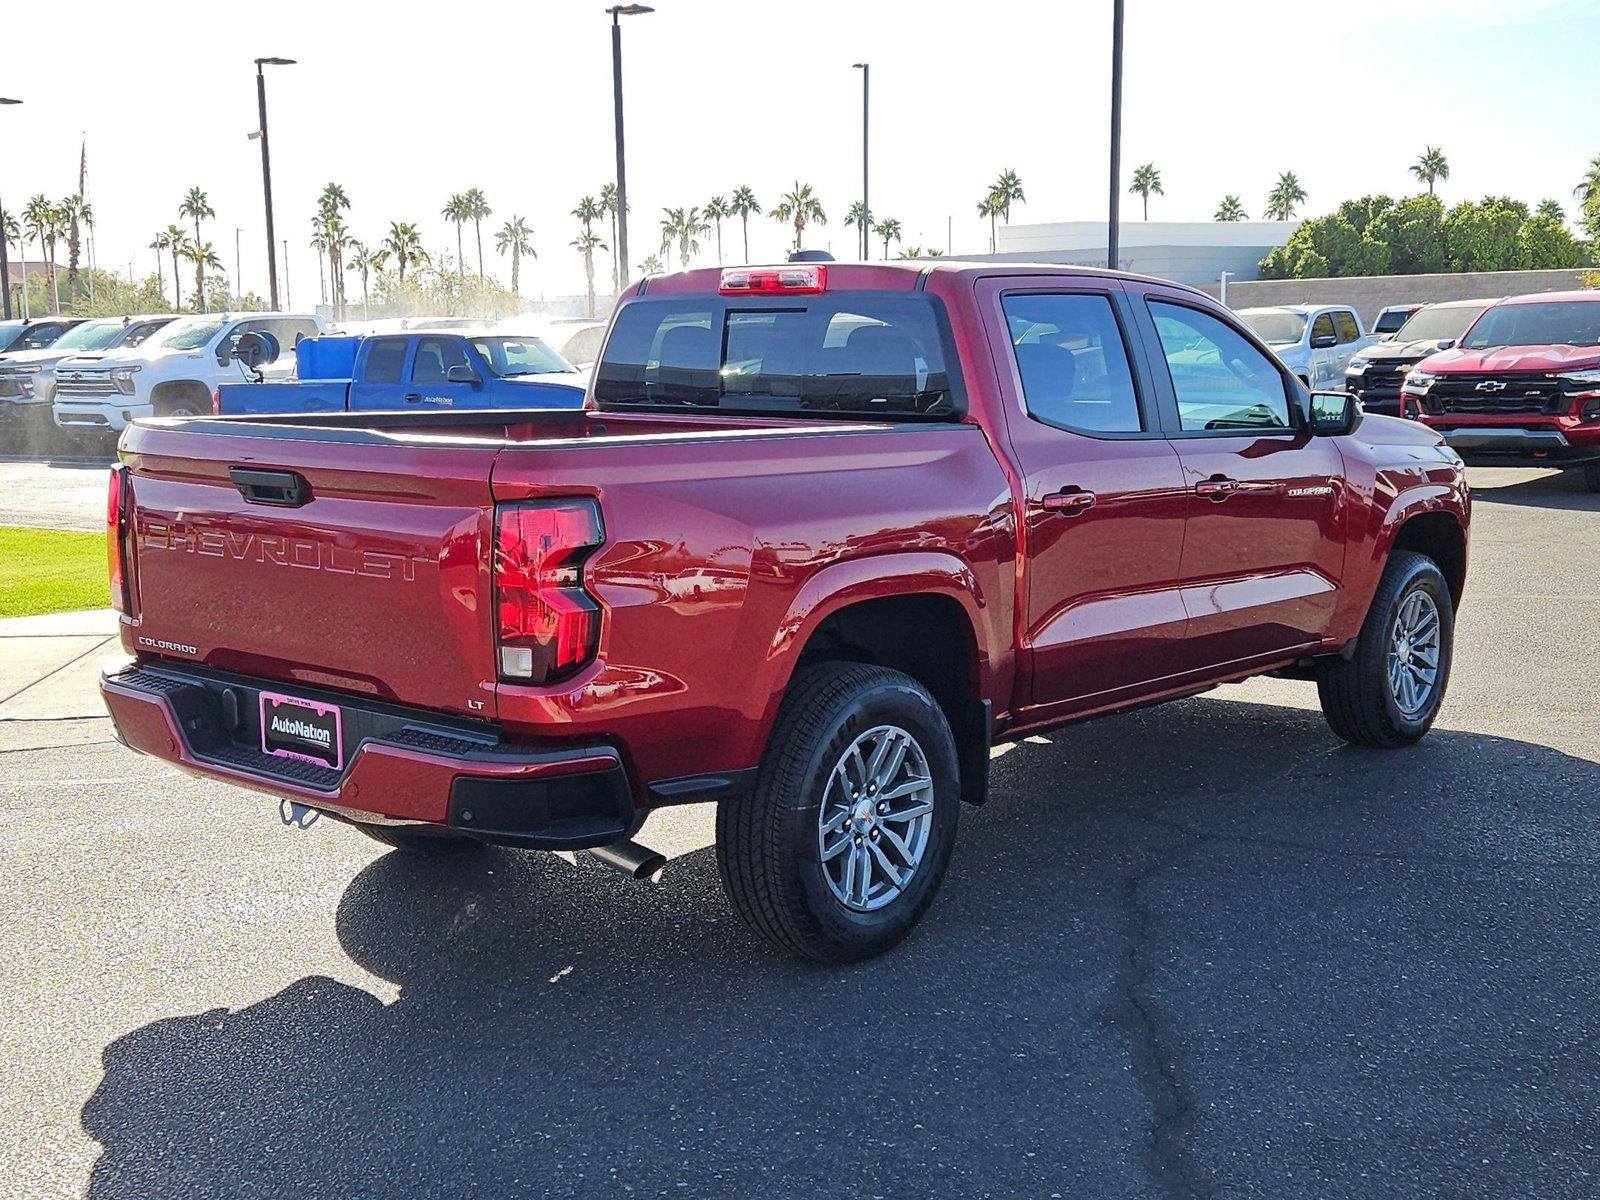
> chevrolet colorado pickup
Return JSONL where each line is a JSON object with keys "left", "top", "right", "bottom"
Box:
{"left": 101, "top": 262, "right": 1470, "bottom": 962}
{"left": 1345, "top": 298, "right": 1496, "bottom": 416}
{"left": 1401, "top": 290, "right": 1600, "bottom": 491}
{"left": 215, "top": 329, "right": 585, "bottom": 415}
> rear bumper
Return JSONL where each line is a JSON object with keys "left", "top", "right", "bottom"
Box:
{"left": 102, "top": 662, "right": 639, "bottom": 849}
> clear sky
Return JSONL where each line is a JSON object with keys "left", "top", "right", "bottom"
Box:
{"left": 4, "top": 0, "right": 1598, "bottom": 304}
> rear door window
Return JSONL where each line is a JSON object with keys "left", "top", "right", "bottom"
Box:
{"left": 1001, "top": 292, "right": 1143, "bottom": 433}
{"left": 364, "top": 338, "right": 409, "bottom": 384}
{"left": 1333, "top": 310, "right": 1361, "bottom": 343}
{"left": 412, "top": 337, "right": 471, "bottom": 383}
{"left": 594, "top": 294, "right": 963, "bottom": 417}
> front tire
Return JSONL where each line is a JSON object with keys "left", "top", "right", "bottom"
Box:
{"left": 1317, "top": 550, "right": 1454, "bottom": 748}
{"left": 716, "top": 663, "right": 960, "bottom": 963}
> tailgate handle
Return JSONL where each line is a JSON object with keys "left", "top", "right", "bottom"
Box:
{"left": 230, "top": 467, "right": 311, "bottom": 507}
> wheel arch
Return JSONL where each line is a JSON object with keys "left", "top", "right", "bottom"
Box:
{"left": 1386, "top": 508, "right": 1467, "bottom": 610}
{"left": 755, "top": 553, "right": 998, "bottom": 805}
{"left": 150, "top": 378, "right": 212, "bottom": 415}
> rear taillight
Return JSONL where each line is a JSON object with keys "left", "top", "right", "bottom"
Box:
{"left": 719, "top": 264, "right": 826, "bottom": 295}
{"left": 106, "top": 465, "right": 129, "bottom": 613}
{"left": 493, "top": 499, "right": 603, "bottom": 684}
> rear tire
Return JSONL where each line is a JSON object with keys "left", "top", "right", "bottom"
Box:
{"left": 1582, "top": 462, "right": 1600, "bottom": 493}
{"left": 716, "top": 663, "right": 960, "bottom": 963}
{"left": 356, "top": 825, "right": 485, "bottom": 855}
{"left": 1317, "top": 550, "right": 1454, "bottom": 748}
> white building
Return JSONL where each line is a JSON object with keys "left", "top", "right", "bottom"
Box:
{"left": 973, "top": 220, "right": 1302, "bottom": 287}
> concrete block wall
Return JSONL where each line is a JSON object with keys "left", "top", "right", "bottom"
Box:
{"left": 1200, "top": 268, "right": 1593, "bottom": 326}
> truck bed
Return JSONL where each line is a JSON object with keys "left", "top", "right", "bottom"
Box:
{"left": 115, "top": 406, "right": 1015, "bottom": 788}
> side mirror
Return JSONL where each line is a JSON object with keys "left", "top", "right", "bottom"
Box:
{"left": 1437, "top": 339, "right": 1455, "bottom": 350}
{"left": 1308, "top": 389, "right": 1363, "bottom": 437}
{"left": 446, "top": 364, "right": 480, "bottom": 386}
{"left": 1310, "top": 333, "right": 1338, "bottom": 349}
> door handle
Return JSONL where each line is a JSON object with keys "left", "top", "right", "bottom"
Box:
{"left": 1194, "top": 476, "right": 1240, "bottom": 501}
{"left": 403, "top": 393, "right": 423, "bottom": 404}
{"left": 1041, "top": 488, "right": 1096, "bottom": 514}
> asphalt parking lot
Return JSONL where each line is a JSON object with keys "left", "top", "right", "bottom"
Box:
{"left": 3, "top": 466, "right": 1598, "bottom": 1200}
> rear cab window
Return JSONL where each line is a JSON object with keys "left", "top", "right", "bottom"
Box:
{"left": 594, "top": 292, "right": 965, "bottom": 418}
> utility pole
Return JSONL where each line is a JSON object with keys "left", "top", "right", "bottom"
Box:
{"left": 608, "top": 5, "right": 654, "bottom": 287}
{"left": 283, "top": 239, "right": 291, "bottom": 310}
{"left": 254, "top": 57, "right": 295, "bottom": 310}
{"left": 853, "top": 63, "right": 869, "bottom": 260}
{"left": 235, "top": 227, "right": 243, "bottom": 306}
{"left": 1107, "top": 0, "right": 1125, "bottom": 271}
{"left": 0, "top": 98, "right": 20, "bottom": 321}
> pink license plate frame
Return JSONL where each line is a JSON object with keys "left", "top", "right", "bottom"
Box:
{"left": 259, "top": 690, "right": 344, "bottom": 772}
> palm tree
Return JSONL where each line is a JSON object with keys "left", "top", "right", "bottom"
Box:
{"left": 770, "top": 182, "right": 825, "bottom": 252}
{"left": 675, "top": 206, "right": 707, "bottom": 267}
{"left": 1129, "top": 164, "right": 1164, "bottom": 220}
{"left": 991, "top": 168, "right": 1026, "bottom": 222}
{"left": 844, "top": 201, "right": 873, "bottom": 258}
{"left": 873, "top": 217, "right": 902, "bottom": 259}
{"left": 730, "top": 186, "right": 761, "bottom": 262}
{"left": 1214, "top": 194, "right": 1248, "bottom": 221}
{"left": 441, "top": 194, "right": 470, "bottom": 287}
{"left": 1411, "top": 147, "right": 1449, "bottom": 196}
{"left": 600, "top": 183, "right": 622, "bottom": 292}
{"left": 4, "top": 211, "right": 25, "bottom": 317}
{"left": 704, "top": 195, "right": 733, "bottom": 264}
{"left": 639, "top": 253, "right": 665, "bottom": 275}
{"left": 976, "top": 192, "right": 1002, "bottom": 253}
{"left": 463, "top": 187, "right": 491, "bottom": 278}
{"left": 178, "top": 187, "right": 216, "bottom": 311}
{"left": 347, "top": 241, "right": 379, "bottom": 319}
{"left": 184, "top": 241, "right": 224, "bottom": 310}
{"left": 153, "top": 225, "right": 188, "bottom": 309}
{"left": 658, "top": 207, "right": 682, "bottom": 272}
{"left": 25, "top": 198, "right": 65, "bottom": 314}
{"left": 60, "top": 194, "right": 91, "bottom": 302}
{"left": 1573, "top": 155, "right": 1600, "bottom": 207}
{"left": 309, "top": 223, "right": 329, "bottom": 307}
{"left": 495, "top": 216, "right": 536, "bottom": 297}
{"left": 1265, "top": 171, "right": 1308, "bottom": 221}
{"left": 21, "top": 197, "right": 54, "bottom": 315}
{"left": 317, "top": 183, "right": 352, "bottom": 314}
{"left": 382, "top": 221, "right": 426, "bottom": 283}
{"left": 572, "top": 229, "right": 606, "bottom": 318}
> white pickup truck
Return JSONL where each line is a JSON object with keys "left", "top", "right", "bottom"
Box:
{"left": 52, "top": 312, "right": 322, "bottom": 435}
{"left": 1236, "top": 304, "right": 1377, "bottom": 390}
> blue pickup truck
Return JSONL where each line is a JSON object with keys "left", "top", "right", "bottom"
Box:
{"left": 215, "top": 329, "right": 587, "bottom": 415}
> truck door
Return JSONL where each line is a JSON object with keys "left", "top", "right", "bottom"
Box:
{"left": 1129, "top": 285, "right": 1346, "bottom": 670}
{"left": 976, "top": 277, "right": 1189, "bottom": 715}
{"left": 1307, "top": 311, "right": 1338, "bottom": 387}
{"left": 404, "top": 336, "right": 482, "bottom": 408}
{"left": 347, "top": 337, "right": 414, "bottom": 410}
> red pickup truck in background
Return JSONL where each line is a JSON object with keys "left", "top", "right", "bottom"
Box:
{"left": 102, "top": 262, "right": 1470, "bottom": 962}
{"left": 1401, "top": 290, "right": 1600, "bottom": 492}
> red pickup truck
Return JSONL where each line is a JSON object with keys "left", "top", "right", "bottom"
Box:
{"left": 102, "top": 262, "right": 1470, "bottom": 962}
{"left": 1400, "top": 290, "right": 1600, "bottom": 491}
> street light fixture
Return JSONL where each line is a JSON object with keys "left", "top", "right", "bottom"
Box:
{"left": 852, "top": 64, "right": 868, "bottom": 260}
{"left": 254, "top": 57, "right": 296, "bottom": 310}
{"left": 0, "top": 97, "right": 20, "bottom": 322}
{"left": 608, "top": 4, "right": 653, "bottom": 287}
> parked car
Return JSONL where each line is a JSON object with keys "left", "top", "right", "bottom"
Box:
{"left": 53, "top": 312, "right": 322, "bottom": 435}
{"left": 0, "top": 316, "right": 87, "bottom": 359}
{"left": 0, "top": 315, "right": 175, "bottom": 433}
{"left": 215, "top": 329, "right": 585, "bottom": 415}
{"left": 102, "top": 262, "right": 1469, "bottom": 962}
{"left": 1371, "top": 304, "right": 1422, "bottom": 339}
{"left": 534, "top": 318, "right": 609, "bottom": 370}
{"left": 1345, "top": 299, "right": 1498, "bottom": 415}
{"left": 1237, "top": 304, "right": 1377, "bottom": 389}
{"left": 1401, "top": 290, "right": 1600, "bottom": 491}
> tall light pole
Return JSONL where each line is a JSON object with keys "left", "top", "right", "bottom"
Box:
{"left": 254, "top": 57, "right": 295, "bottom": 310}
{"left": 1106, "top": 0, "right": 1125, "bottom": 271}
{"left": 0, "top": 98, "right": 20, "bottom": 321}
{"left": 852, "top": 63, "right": 869, "bottom": 260}
{"left": 608, "top": 4, "right": 653, "bottom": 288}
{"left": 235, "top": 227, "right": 243, "bottom": 306}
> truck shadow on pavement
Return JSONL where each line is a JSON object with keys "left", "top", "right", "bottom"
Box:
{"left": 1469, "top": 468, "right": 1600, "bottom": 512}
{"left": 79, "top": 696, "right": 1600, "bottom": 1200}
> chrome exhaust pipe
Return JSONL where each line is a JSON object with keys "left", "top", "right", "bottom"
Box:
{"left": 587, "top": 839, "right": 666, "bottom": 880}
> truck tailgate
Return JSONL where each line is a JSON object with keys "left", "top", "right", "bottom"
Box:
{"left": 121, "top": 423, "right": 498, "bottom": 718}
